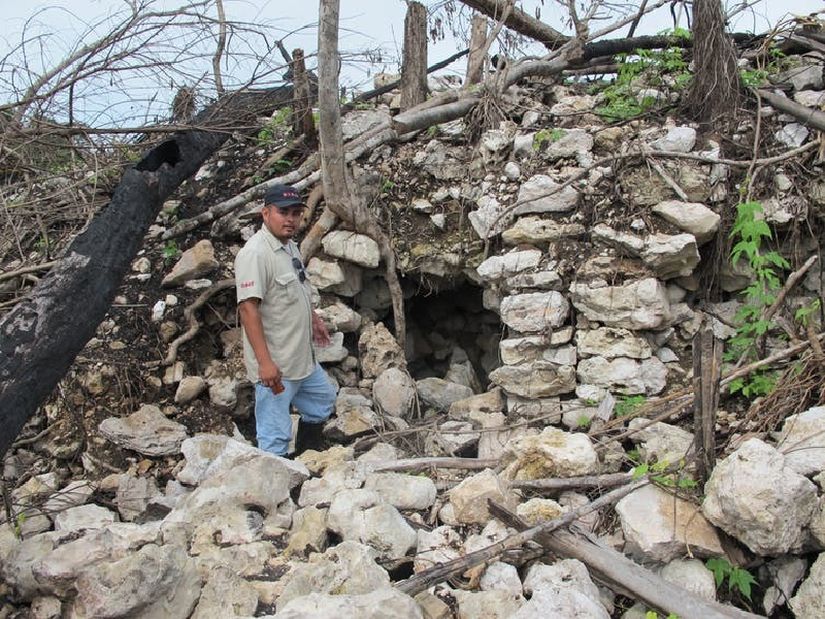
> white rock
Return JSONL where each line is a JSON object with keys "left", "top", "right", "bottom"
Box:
{"left": 776, "top": 405, "right": 825, "bottom": 476}
{"left": 162, "top": 239, "right": 219, "bottom": 287}
{"left": 99, "top": 404, "right": 188, "bottom": 456}
{"left": 411, "top": 198, "right": 434, "bottom": 213}
{"left": 341, "top": 109, "right": 391, "bottom": 141}
{"left": 576, "top": 356, "right": 668, "bottom": 395}
{"left": 616, "top": 484, "right": 723, "bottom": 563}
{"left": 174, "top": 376, "right": 206, "bottom": 404}
{"left": 322, "top": 230, "right": 381, "bottom": 268}
{"left": 570, "top": 278, "right": 670, "bottom": 330}
{"left": 575, "top": 328, "right": 651, "bottom": 360}
{"left": 763, "top": 555, "right": 808, "bottom": 615}
{"left": 317, "top": 301, "right": 362, "bottom": 332}
{"left": 702, "top": 438, "right": 818, "bottom": 555}
{"left": 517, "top": 498, "right": 566, "bottom": 525}
{"left": 452, "top": 589, "right": 525, "bottom": 618}
{"left": 489, "top": 362, "right": 576, "bottom": 398}
{"left": 278, "top": 541, "right": 390, "bottom": 607}
{"left": 649, "top": 126, "right": 696, "bottom": 153}
{"left": 476, "top": 250, "right": 543, "bottom": 282}
{"left": 414, "top": 525, "right": 462, "bottom": 573}
{"left": 504, "top": 161, "right": 521, "bottom": 180}
{"left": 544, "top": 128, "right": 594, "bottom": 161}
{"left": 275, "top": 588, "right": 423, "bottom": 619}
{"left": 660, "top": 559, "right": 716, "bottom": 601}
{"left": 628, "top": 420, "right": 694, "bottom": 465}
{"left": 448, "top": 469, "right": 518, "bottom": 524}
{"left": 363, "top": 472, "right": 437, "bottom": 510}
{"left": 512, "top": 586, "right": 609, "bottom": 619}
{"left": 514, "top": 174, "right": 579, "bottom": 215}
{"left": 315, "top": 331, "right": 348, "bottom": 363}
{"left": 373, "top": 367, "right": 417, "bottom": 418}
{"left": 502, "top": 217, "right": 585, "bottom": 245}
{"left": 500, "top": 291, "right": 569, "bottom": 332}
{"left": 416, "top": 377, "right": 473, "bottom": 411}
{"left": 790, "top": 552, "right": 825, "bottom": 619}
{"left": 652, "top": 200, "right": 721, "bottom": 244}
{"left": 641, "top": 233, "right": 700, "bottom": 279}
{"left": 469, "top": 194, "right": 507, "bottom": 239}
{"left": 327, "top": 489, "right": 417, "bottom": 559}
{"left": 480, "top": 561, "right": 523, "bottom": 597}
{"left": 775, "top": 123, "right": 809, "bottom": 149}
{"left": 191, "top": 566, "right": 258, "bottom": 619}
{"left": 53, "top": 504, "right": 116, "bottom": 533}
{"left": 504, "top": 428, "right": 600, "bottom": 479}
{"left": 523, "top": 559, "right": 604, "bottom": 611}
{"left": 306, "top": 258, "right": 346, "bottom": 289}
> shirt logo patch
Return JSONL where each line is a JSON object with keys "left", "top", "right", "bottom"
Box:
{"left": 240, "top": 280, "right": 255, "bottom": 288}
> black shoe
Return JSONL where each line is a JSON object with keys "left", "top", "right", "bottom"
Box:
{"left": 295, "top": 420, "right": 326, "bottom": 454}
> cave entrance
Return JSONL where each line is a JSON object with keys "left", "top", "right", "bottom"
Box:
{"left": 402, "top": 280, "right": 502, "bottom": 388}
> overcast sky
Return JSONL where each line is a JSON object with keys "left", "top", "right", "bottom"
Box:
{"left": 2, "top": 0, "right": 822, "bottom": 126}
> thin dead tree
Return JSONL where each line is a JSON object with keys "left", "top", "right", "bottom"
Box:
{"left": 400, "top": 1, "right": 429, "bottom": 111}
{"left": 684, "top": 0, "right": 741, "bottom": 124}
{"left": 212, "top": 0, "right": 227, "bottom": 96}
{"left": 317, "top": 0, "right": 406, "bottom": 348}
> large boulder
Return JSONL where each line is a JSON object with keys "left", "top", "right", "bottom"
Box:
{"left": 616, "top": 484, "right": 723, "bottom": 563}
{"left": 702, "top": 438, "right": 818, "bottom": 555}
{"left": 570, "top": 278, "right": 670, "bottom": 330}
{"left": 98, "top": 404, "right": 188, "bottom": 457}
{"left": 503, "top": 428, "right": 600, "bottom": 480}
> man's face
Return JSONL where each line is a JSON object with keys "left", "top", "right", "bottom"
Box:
{"left": 261, "top": 204, "right": 305, "bottom": 242}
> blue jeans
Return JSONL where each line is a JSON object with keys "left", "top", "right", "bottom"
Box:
{"left": 254, "top": 363, "right": 336, "bottom": 456}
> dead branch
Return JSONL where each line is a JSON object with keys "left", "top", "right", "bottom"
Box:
{"left": 491, "top": 504, "right": 764, "bottom": 619}
{"left": 510, "top": 472, "right": 634, "bottom": 492}
{"left": 758, "top": 88, "right": 825, "bottom": 132}
{"left": 456, "top": 0, "right": 570, "bottom": 49}
{"left": 163, "top": 279, "right": 235, "bottom": 366}
{"left": 299, "top": 207, "right": 338, "bottom": 262}
{"left": 370, "top": 457, "right": 498, "bottom": 473}
{"left": 0, "top": 260, "right": 58, "bottom": 283}
{"left": 212, "top": 0, "right": 227, "bottom": 96}
{"left": 396, "top": 479, "right": 647, "bottom": 596}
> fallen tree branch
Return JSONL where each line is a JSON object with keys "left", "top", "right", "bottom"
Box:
{"left": 0, "top": 260, "right": 58, "bottom": 283}
{"left": 491, "top": 503, "right": 765, "bottom": 619}
{"left": 510, "top": 471, "right": 633, "bottom": 492}
{"left": 163, "top": 279, "right": 235, "bottom": 366}
{"left": 395, "top": 479, "right": 646, "bottom": 596}
{"left": 757, "top": 88, "right": 825, "bottom": 132}
{"left": 371, "top": 457, "right": 498, "bottom": 473}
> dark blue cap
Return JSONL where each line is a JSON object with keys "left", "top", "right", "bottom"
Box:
{"left": 264, "top": 184, "right": 305, "bottom": 207}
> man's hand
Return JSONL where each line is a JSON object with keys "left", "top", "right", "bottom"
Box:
{"left": 259, "top": 359, "right": 284, "bottom": 394}
{"left": 311, "top": 311, "right": 331, "bottom": 347}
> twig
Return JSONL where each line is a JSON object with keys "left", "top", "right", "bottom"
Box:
{"left": 163, "top": 279, "right": 235, "bottom": 366}
{"left": 395, "top": 478, "right": 647, "bottom": 596}
{"left": 647, "top": 157, "right": 689, "bottom": 201}
{"left": 510, "top": 471, "right": 633, "bottom": 492}
{"left": 0, "top": 260, "right": 58, "bottom": 283}
{"left": 371, "top": 457, "right": 499, "bottom": 473}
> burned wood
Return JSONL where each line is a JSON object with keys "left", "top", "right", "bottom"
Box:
{"left": 693, "top": 319, "right": 722, "bottom": 483}
{"left": 396, "top": 479, "right": 646, "bottom": 597}
{"left": 492, "top": 504, "right": 764, "bottom": 619}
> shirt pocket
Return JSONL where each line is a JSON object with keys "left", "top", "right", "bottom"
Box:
{"left": 274, "top": 272, "right": 300, "bottom": 304}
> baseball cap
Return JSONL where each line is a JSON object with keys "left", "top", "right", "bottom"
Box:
{"left": 264, "top": 184, "right": 305, "bottom": 208}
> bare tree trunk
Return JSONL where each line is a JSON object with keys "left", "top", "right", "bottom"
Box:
{"left": 685, "top": 0, "right": 740, "bottom": 124}
{"left": 465, "top": 14, "right": 488, "bottom": 86}
{"left": 212, "top": 0, "right": 227, "bottom": 95}
{"left": 317, "top": 0, "right": 406, "bottom": 348}
{"left": 291, "top": 48, "right": 317, "bottom": 147}
{"left": 400, "top": 2, "right": 428, "bottom": 111}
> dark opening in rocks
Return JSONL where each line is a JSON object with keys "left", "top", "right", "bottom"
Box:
{"left": 402, "top": 281, "right": 501, "bottom": 385}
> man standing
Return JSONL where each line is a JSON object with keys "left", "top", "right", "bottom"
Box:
{"left": 234, "top": 184, "right": 336, "bottom": 456}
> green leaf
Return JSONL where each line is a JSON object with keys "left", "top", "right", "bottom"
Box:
{"left": 728, "top": 567, "right": 757, "bottom": 601}
{"left": 706, "top": 558, "right": 731, "bottom": 588}
{"left": 632, "top": 463, "right": 649, "bottom": 480}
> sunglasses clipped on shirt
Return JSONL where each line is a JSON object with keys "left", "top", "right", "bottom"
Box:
{"left": 292, "top": 257, "right": 307, "bottom": 283}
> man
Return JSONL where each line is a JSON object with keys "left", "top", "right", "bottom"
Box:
{"left": 234, "top": 184, "right": 336, "bottom": 456}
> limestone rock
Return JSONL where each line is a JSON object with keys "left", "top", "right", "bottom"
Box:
{"left": 500, "top": 292, "right": 569, "bottom": 333}
{"left": 317, "top": 301, "right": 362, "bottom": 332}
{"left": 649, "top": 126, "right": 696, "bottom": 153}
{"left": 476, "top": 250, "right": 542, "bottom": 282}
{"left": 323, "top": 230, "right": 380, "bottom": 268}
{"left": 274, "top": 588, "right": 423, "bottom": 619}
{"left": 512, "top": 587, "right": 609, "bottom": 619}
{"left": 480, "top": 561, "right": 523, "bottom": 597}
{"left": 358, "top": 322, "right": 405, "bottom": 378}
{"left": 660, "top": 559, "right": 716, "bottom": 601}
{"left": 284, "top": 506, "right": 328, "bottom": 557}
{"left": 628, "top": 420, "right": 694, "bottom": 465}
{"left": 115, "top": 474, "right": 161, "bottom": 522}
{"left": 517, "top": 498, "right": 566, "bottom": 525}
{"left": 297, "top": 461, "right": 366, "bottom": 508}
{"left": 416, "top": 377, "right": 473, "bottom": 411}
{"left": 413, "top": 140, "right": 466, "bottom": 180}
{"left": 652, "top": 200, "right": 720, "bottom": 244}
{"left": 449, "top": 389, "right": 505, "bottom": 419}
{"left": 364, "top": 472, "right": 437, "bottom": 510}
{"left": 327, "top": 489, "right": 417, "bottom": 559}
{"left": 641, "top": 233, "right": 700, "bottom": 279}
{"left": 191, "top": 565, "right": 258, "bottom": 619}
{"left": 489, "top": 362, "right": 576, "bottom": 398}
{"left": 278, "top": 541, "right": 390, "bottom": 607}
{"left": 777, "top": 405, "right": 825, "bottom": 476}
{"left": 504, "top": 428, "right": 600, "bottom": 480}
{"left": 342, "top": 109, "right": 391, "bottom": 140}
{"left": 414, "top": 526, "right": 462, "bottom": 573}
{"left": 162, "top": 239, "right": 219, "bottom": 287}
{"left": 570, "top": 278, "right": 670, "bottom": 330}
{"left": 576, "top": 356, "right": 668, "bottom": 395}
{"left": 616, "top": 484, "right": 723, "bottom": 563}
{"left": 373, "top": 368, "right": 417, "bottom": 418}
{"left": 99, "top": 404, "right": 188, "bottom": 456}
{"left": 452, "top": 589, "right": 525, "bottom": 618}
{"left": 71, "top": 544, "right": 200, "bottom": 619}
{"left": 315, "top": 331, "right": 348, "bottom": 363}
{"left": 790, "top": 552, "right": 825, "bottom": 619}
{"left": 502, "top": 217, "right": 586, "bottom": 246}
{"left": 53, "top": 504, "right": 116, "bottom": 533}
{"left": 306, "top": 258, "right": 345, "bottom": 289}
{"left": 523, "top": 559, "right": 604, "bottom": 611}
{"left": 469, "top": 195, "right": 506, "bottom": 239}
{"left": 514, "top": 174, "right": 579, "bottom": 215}
{"left": 174, "top": 376, "right": 206, "bottom": 404}
{"left": 544, "top": 128, "right": 594, "bottom": 161}
{"left": 42, "top": 480, "right": 95, "bottom": 514}
{"left": 702, "top": 438, "right": 818, "bottom": 555}
{"left": 575, "top": 328, "right": 651, "bottom": 360}
{"left": 448, "top": 469, "right": 519, "bottom": 525}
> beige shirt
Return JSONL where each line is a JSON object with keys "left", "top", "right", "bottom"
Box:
{"left": 234, "top": 226, "right": 315, "bottom": 381}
